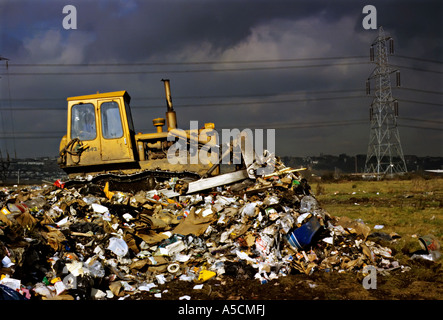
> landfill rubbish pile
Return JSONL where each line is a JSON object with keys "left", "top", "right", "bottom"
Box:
{"left": 0, "top": 157, "right": 428, "bottom": 300}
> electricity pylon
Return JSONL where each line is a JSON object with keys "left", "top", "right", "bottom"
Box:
{"left": 364, "top": 26, "right": 407, "bottom": 179}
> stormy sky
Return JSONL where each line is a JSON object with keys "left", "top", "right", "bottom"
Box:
{"left": 0, "top": 0, "right": 442, "bottom": 160}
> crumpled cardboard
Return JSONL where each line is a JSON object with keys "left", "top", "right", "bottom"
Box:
{"left": 172, "top": 208, "right": 216, "bottom": 236}
{"left": 136, "top": 230, "right": 170, "bottom": 245}
{"left": 43, "top": 228, "right": 67, "bottom": 251}
{"left": 14, "top": 210, "right": 37, "bottom": 230}
{"left": 0, "top": 210, "right": 12, "bottom": 227}
{"left": 109, "top": 281, "right": 124, "bottom": 297}
{"left": 336, "top": 216, "right": 371, "bottom": 239}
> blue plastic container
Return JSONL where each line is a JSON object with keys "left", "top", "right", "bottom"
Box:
{"left": 286, "top": 216, "right": 322, "bottom": 250}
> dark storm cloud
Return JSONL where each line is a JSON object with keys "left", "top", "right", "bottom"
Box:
{"left": 2, "top": 0, "right": 441, "bottom": 62}
{"left": 74, "top": 0, "right": 382, "bottom": 62}
{"left": 79, "top": 0, "right": 327, "bottom": 62}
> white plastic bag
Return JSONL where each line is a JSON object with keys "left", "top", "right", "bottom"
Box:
{"left": 107, "top": 237, "right": 128, "bottom": 257}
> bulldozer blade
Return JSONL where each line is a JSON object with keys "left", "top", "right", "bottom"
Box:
{"left": 186, "top": 169, "right": 249, "bottom": 194}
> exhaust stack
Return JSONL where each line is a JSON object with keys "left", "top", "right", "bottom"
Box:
{"left": 162, "top": 79, "right": 177, "bottom": 131}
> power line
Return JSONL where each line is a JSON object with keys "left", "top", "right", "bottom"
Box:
{"left": 398, "top": 124, "right": 443, "bottom": 131}
{"left": 2, "top": 53, "right": 440, "bottom": 76}
{"left": 398, "top": 99, "right": 443, "bottom": 107}
{"left": 137, "top": 89, "right": 366, "bottom": 101}
{"left": 2, "top": 86, "right": 442, "bottom": 103}
{"left": 0, "top": 136, "right": 61, "bottom": 140}
{"left": 0, "top": 107, "right": 66, "bottom": 111}
{"left": 134, "top": 94, "right": 368, "bottom": 108}
{"left": 0, "top": 94, "right": 369, "bottom": 111}
{"left": 394, "top": 55, "right": 443, "bottom": 64}
{"left": 0, "top": 121, "right": 367, "bottom": 139}
{"left": 224, "top": 117, "right": 442, "bottom": 129}
{"left": 391, "top": 64, "right": 443, "bottom": 75}
{"left": 0, "top": 61, "right": 370, "bottom": 76}
{"left": 401, "top": 117, "right": 443, "bottom": 124}
{"left": 218, "top": 119, "right": 367, "bottom": 130}
{"left": 398, "top": 87, "right": 443, "bottom": 95}
{"left": 0, "top": 88, "right": 366, "bottom": 103}
{"left": 6, "top": 55, "right": 442, "bottom": 67}
{"left": 2, "top": 62, "right": 439, "bottom": 76}
{"left": 2, "top": 96, "right": 442, "bottom": 112}
{"left": 2, "top": 122, "right": 440, "bottom": 140}
{"left": 1, "top": 116, "right": 438, "bottom": 137}
{"left": 7, "top": 56, "right": 368, "bottom": 67}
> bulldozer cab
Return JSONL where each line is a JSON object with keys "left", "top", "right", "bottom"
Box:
{"left": 59, "top": 80, "right": 222, "bottom": 181}
{"left": 60, "top": 91, "right": 137, "bottom": 170}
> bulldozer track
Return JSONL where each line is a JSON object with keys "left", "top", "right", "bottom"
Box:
{"left": 64, "top": 169, "right": 201, "bottom": 193}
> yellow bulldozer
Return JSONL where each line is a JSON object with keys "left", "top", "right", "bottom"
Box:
{"left": 57, "top": 79, "right": 261, "bottom": 193}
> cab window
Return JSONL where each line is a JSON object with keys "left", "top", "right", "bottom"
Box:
{"left": 71, "top": 103, "right": 96, "bottom": 141}
{"left": 125, "top": 100, "right": 134, "bottom": 132}
{"left": 101, "top": 101, "right": 123, "bottom": 139}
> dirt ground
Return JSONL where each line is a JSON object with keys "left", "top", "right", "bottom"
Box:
{"left": 29, "top": 255, "right": 441, "bottom": 302}
{"left": 126, "top": 257, "right": 442, "bottom": 300}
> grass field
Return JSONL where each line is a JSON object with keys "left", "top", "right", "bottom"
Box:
{"left": 315, "top": 177, "right": 442, "bottom": 265}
